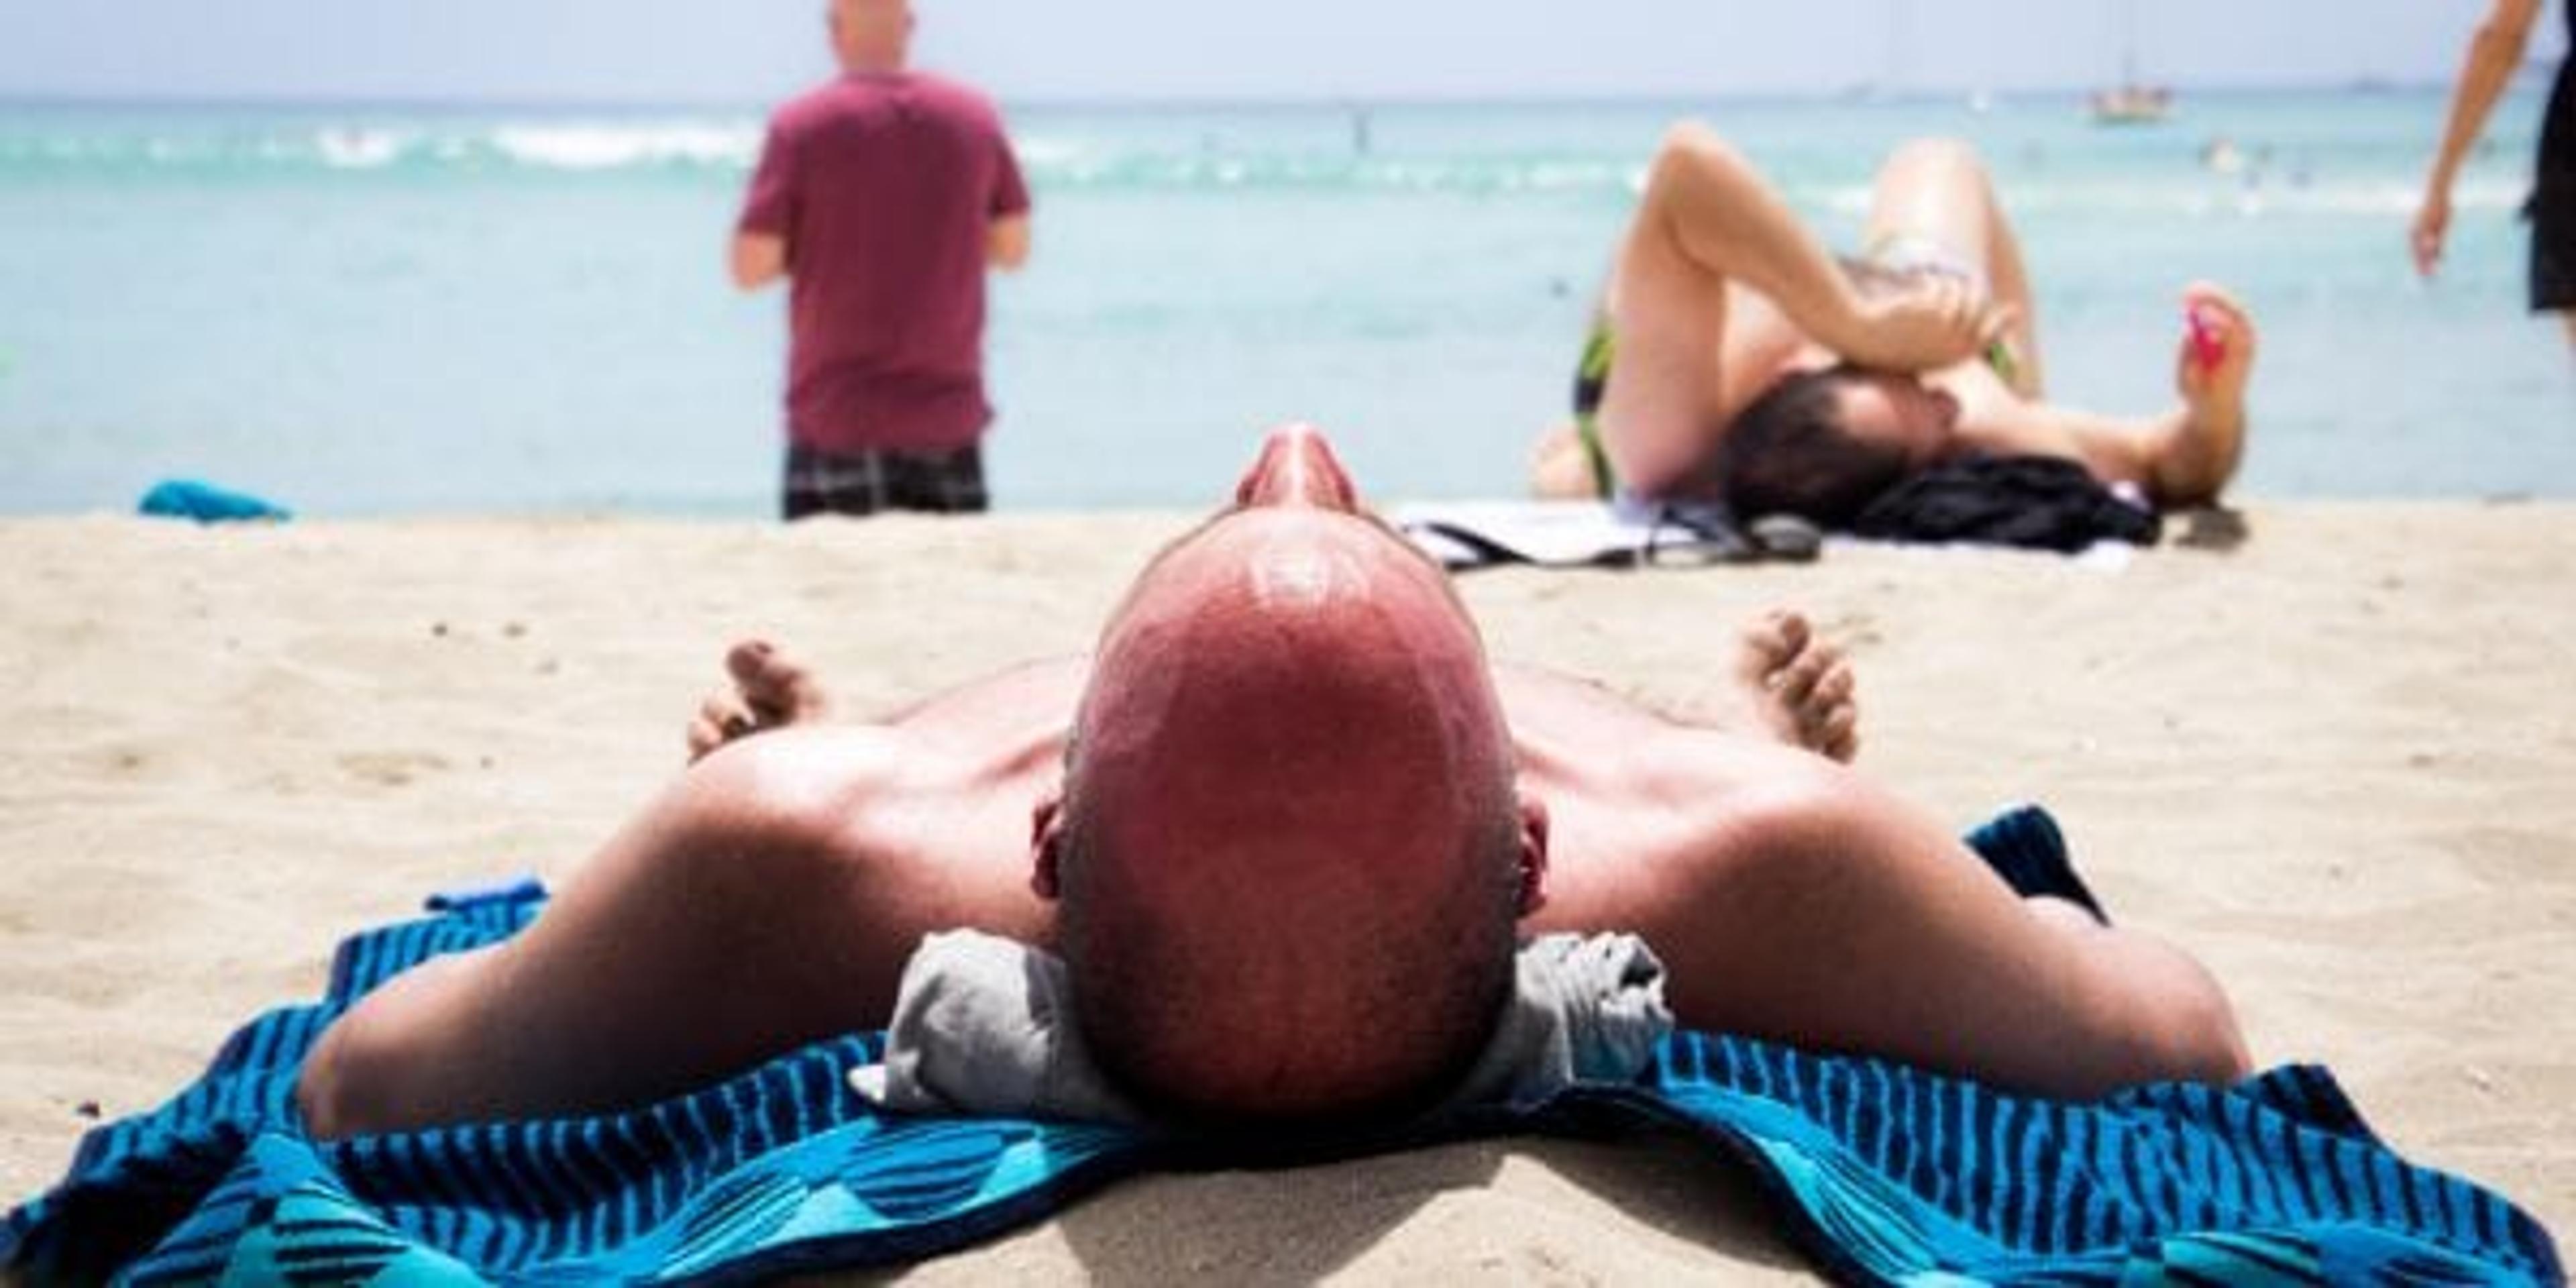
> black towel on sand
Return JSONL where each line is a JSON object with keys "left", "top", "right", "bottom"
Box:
{"left": 1853, "top": 455, "right": 2161, "bottom": 553}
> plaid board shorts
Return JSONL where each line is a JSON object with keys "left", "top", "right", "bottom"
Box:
{"left": 783, "top": 443, "right": 989, "bottom": 520}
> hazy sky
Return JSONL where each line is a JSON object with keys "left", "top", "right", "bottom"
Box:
{"left": 0, "top": 0, "right": 2563, "bottom": 105}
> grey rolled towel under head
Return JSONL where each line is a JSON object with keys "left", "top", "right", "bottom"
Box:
{"left": 851, "top": 930, "right": 1673, "bottom": 1126}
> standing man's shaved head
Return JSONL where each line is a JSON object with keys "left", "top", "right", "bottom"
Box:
{"left": 828, "top": 0, "right": 915, "bottom": 73}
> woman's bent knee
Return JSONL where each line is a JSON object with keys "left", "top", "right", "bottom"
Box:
{"left": 1885, "top": 136, "right": 1988, "bottom": 177}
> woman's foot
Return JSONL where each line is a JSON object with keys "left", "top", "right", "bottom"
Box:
{"left": 2159, "top": 283, "right": 2257, "bottom": 506}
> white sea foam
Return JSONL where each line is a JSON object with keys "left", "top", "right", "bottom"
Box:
{"left": 317, "top": 128, "right": 405, "bottom": 170}
{"left": 487, "top": 123, "right": 756, "bottom": 172}
{"left": 1007, "top": 136, "right": 1084, "bottom": 167}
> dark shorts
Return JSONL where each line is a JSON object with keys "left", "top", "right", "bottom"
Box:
{"left": 784, "top": 444, "right": 989, "bottom": 521}
{"left": 2529, "top": 172, "right": 2576, "bottom": 313}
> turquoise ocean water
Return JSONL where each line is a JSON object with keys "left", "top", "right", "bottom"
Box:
{"left": 0, "top": 90, "right": 2569, "bottom": 517}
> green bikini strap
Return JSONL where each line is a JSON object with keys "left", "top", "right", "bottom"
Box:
{"left": 1574, "top": 323, "right": 1619, "bottom": 500}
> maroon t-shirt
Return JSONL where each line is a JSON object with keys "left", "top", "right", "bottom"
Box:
{"left": 739, "top": 72, "right": 1030, "bottom": 455}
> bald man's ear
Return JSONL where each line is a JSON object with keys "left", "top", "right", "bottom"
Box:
{"left": 1513, "top": 791, "right": 1551, "bottom": 918}
{"left": 1030, "top": 793, "right": 1068, "bottom": 902}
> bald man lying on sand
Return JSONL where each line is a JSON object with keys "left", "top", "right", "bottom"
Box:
{"left": 297, "top": 425, "right": 2247, "bottom": 1140}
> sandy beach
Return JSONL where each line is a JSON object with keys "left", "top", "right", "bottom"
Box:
{"left": 2, "top": 502, "right": 2570, "bottom": 1281}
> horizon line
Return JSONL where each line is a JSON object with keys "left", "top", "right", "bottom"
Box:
{"left": 0, "top": 74, "right": 2489, "bottom": 117}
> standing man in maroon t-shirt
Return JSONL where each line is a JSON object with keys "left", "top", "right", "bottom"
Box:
{"left": 734, "top": 0, "right": 1032, "bottom": 519}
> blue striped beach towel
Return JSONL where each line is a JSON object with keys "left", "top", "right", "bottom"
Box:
{"left": 5, "top": 816, "right": 2563, "bottom": 1285}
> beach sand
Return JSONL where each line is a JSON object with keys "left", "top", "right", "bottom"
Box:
{"left": 2, "top": 503, "right": 2570, "bottom": 1281}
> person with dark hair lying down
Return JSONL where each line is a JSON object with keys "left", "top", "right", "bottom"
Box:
{"left": 297, "top": 425, "right": 2247, "bottom": 1141}
{"left": 1532, "top": 125, "right": 2257, "bottom": 531}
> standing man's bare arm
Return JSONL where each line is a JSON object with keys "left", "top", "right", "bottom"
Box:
{"left": 732, "top": 231, "right": 788, "bottom": 291}
{"left": 987, "top": 212, "right": 1032, "bottom": 271}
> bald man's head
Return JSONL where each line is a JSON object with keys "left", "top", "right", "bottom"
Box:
{"left": 1038, "top": 429, "right": 1540, "bottom": 1130}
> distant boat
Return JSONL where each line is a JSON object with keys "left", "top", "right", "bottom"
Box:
{"left": 2091, "top": 84, "right": 2174, "bottom": 126}
{"left": 2091, "top": 0, "right": 2173, "bottom": 125}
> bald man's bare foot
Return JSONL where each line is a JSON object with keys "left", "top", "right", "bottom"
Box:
{"left": 1733, "top": 610, "right": 1860, "bottom": 762}
{"left": 685, "top": 640, "right": 834, "bottom": 763}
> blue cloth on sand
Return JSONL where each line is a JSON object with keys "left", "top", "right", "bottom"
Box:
{"left": 138, "top": 479, "right": 291, "bottom": 523}
{"left": 3, "top": 811, "right": 2562, "bottom": 1286}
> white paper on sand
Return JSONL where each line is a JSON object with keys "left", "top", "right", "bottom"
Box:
{"left": 1395, "top": 499, "right": 2135, "bottom": 571}
{"left": 1393, "top": 500, "right": 1708, "bottom": 568}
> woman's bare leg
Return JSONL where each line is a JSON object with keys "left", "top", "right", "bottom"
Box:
{"left": 1864, "top": 139, "right": 2047, "bottom": 397}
